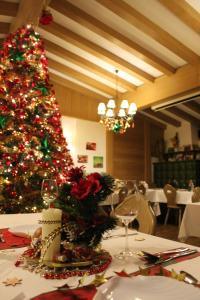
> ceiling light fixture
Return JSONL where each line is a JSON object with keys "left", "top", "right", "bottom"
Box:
{"left": 97, "top": 70, "right": 137, "bottom": 134}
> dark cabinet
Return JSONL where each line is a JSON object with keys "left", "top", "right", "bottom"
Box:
{"left": 154, "top": 160, "right": 200, "bottom": 188}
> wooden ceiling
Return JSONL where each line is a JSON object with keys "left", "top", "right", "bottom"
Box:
{"left": 0, "top": 0, "right": 200, "bottom": 128}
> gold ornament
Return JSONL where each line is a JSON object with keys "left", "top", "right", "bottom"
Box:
{"left": 91, "top": 271, "right": 108, "bottom": 286}
{"left": 2, "top": 277, "right": 22, "bottom": 286}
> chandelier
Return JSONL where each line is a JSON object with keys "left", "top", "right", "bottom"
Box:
{"left": 97, "top": 70, "right": 137, "bottom": 134}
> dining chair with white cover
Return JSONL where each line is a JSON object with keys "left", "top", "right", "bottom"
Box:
{"left": 112, "top": 193, "right": 156, "bottom": 235}
{"left": 163, "top": 184, "right": 182, "bottom": 227}
{"left": 192, "top": 187, "right": 200, "bottom": 203}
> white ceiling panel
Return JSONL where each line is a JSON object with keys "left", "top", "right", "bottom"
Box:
{"left": 51, "top": 9, "right": 163, "bottom": 78}
{"left": 125, "top": 0, "right": 200, "bottom": 55}
{"left": 66, "top": 0, "right": 186, "bottom": 68}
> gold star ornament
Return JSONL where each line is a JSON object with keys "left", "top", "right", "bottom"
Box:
{"left": 2, "top": 277, "right": 22, "bottom": 286}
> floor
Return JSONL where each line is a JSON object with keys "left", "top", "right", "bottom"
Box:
{"left": 155, "top": 223, "right": 200, "bottom": 247}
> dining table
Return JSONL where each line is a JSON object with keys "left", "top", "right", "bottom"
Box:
{"left": 145, "top": 188, "right": 193, "bottom": 217}
{"left": 1, "top": 213, "right": 200, "bottom": 299}
{"left": 145, "top": 188, "right": 193, "bottom": 205}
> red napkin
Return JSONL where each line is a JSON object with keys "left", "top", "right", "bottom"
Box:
{"left": 31, "top": 285, "right": 97, "bottom": 300}
{"left": 0, "top": 228, "right": 31, "bottom": 250}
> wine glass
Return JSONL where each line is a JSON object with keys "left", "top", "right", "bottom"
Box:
{"left": 41, "top": 179, "right": 58, "bottom": 208}
{"left": 114, "top": 196, "right": 139, "bottom": 259}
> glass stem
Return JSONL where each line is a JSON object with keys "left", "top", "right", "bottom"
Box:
{"left": 124, "top": 224, "right": 129, "bottom": 253}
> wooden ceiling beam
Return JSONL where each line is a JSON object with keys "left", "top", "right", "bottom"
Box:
{"left": 48, "top": 59, "right": 115, "bottom": 97}
{"left": 123, "top": 64, "right": 200, "bottom": 109}
{"left": 159, "top": 0, "right": 200, "bottom": 35}
{"left": 50, "top": 72, "right": 106, "bottom": 101}
{"left": 97, "top": 0, "right": 199, "bottom": 64}
{"left": 166, "top": 106, "right": 200, "bottom": 127}
{"left": 50, "top": 0, "right": 175, "bottom": 76}
{"left": 183, "top": 101, "right": 200, "bottom": 115}
{"left": 44, "top": 39, "right": 136, "bottom": 91}
{"left": 40, "top": 22, "right": 154, "bottom": 83}
{"left": 0, "top": 1, "right": 18, "bottom": 16}
{"left": 138, "top": 112, "right": 167, "bottom": 130}
{"left": 143, "top": 108, "right": 181, "bottom": 127}
{"left": 9, "top": 0, "right": 46, "bottom": 33}
{"left": 0, "top": 22, "right": 9, "bottom": 34}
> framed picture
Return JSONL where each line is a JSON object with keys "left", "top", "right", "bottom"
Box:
{"left": 77, "top": 155, "right": 88, "bottom": 163}
{"left": 93, "top": 156, "right": 103, "bottom": 168}
{"left": 86, "top": 142, "right": 96, "bottom": 151}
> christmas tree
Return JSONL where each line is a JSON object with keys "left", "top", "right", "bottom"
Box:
{"left": 0, "top": 25, "right": 73, "bottom": 214}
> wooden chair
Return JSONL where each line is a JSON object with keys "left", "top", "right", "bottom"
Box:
{"left": 163, "top": 184, "right": 182, "bottom": 227}
{"left": 113, "top": 194, "right": 156, "bottom": 235}
{"left": 192, "top": 187, "right": 200, "bottom": 203}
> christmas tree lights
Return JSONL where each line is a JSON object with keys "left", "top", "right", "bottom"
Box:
{"left": 0, "top": 25, "right": 73, "bottom": 213}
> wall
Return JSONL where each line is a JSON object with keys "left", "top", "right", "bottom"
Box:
{"left": 164, "top": 121, "right": 199, "bottom": 150}
{"left": 52, "top": 80, "right": 100, "bottom": 122}
{"left": 61, "top": 116, "right": 106, "bottom": 173}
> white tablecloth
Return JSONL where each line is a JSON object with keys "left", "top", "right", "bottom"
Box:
{"left": 146, "top": 189, "right": 193, "bottom": 204}
{"left": 178, "top": 202, "right": 200, "bottom": 241}
{"left": 0, "top": 213, "right": 200, "bottom": 299}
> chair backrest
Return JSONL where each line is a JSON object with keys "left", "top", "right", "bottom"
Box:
{"left": 192, "top": 187, "right": 200, "bottom": 203}
{"left": 113, "top": 194, "right": 156, "bottom": 235}
{"left": 163, "top": 184, "right": 177, "bottom": 207}
{"left": 118, "top": 187, "right": 128, "bottom": 203}
{"left": 138, "top": 184, "right": 146, "bottom": 195}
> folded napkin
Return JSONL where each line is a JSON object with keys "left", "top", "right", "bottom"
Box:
{"left": 0, "top": 228, "right": 31, "bottom": 250}
{"left": 31, "top": 285, "right": 97, "bottom": 300}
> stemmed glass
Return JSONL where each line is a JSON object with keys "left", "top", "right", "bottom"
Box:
{"left": 41, "top": 179, "right": 58, "bottom": 208}
{"left": 114, "top": 197, "right": 139, "bottom": 259}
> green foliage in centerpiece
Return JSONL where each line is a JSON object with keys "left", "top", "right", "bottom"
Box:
{"left": 55, "top": 166, "right": 117, "bottom": 249}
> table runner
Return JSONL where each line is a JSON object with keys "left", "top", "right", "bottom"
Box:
{"left": 0, "top": 229, "right": 31, "bottom": 250}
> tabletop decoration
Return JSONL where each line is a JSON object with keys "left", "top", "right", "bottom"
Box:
{"left": 2, "top": 277, "right": 22, "bottom": 286}
{"left": 16, "top": 167, "right": 117, "bottom": 279}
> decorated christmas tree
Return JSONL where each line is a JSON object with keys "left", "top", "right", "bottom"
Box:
{"left": 0, "top": 25, "right": 73, "bottom": 214}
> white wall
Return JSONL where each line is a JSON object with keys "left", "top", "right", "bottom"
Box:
{"left": 61, "top": 116, "right": 106, "bottom": 173}
{"left": 164, "top": 121, "right": 192, "bottom": 150}
{"left": 164, "top": 120, "right": 200, "bottom": 150}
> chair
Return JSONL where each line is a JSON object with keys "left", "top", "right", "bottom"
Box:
{"left": 163, "top": 184, "right": 182, "bottom": 227}
{"left": 192, "top": 187, "right": 200, "bottom": 203}
{"left": 118, "top": 187, "right": 128, "bottom": 204}
{"left": 138, "top": 184, "right": 146, "bottom": 195}
{"left": 113, "top": 193, "right": 156, "bottom": 235}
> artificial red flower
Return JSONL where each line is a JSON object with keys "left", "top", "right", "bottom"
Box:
{"left": 70, "top": 179, "right": 92, "bottom": 200}
{"left": 87, "top": 172, "right": 102, "bottom": 194}
{"left": 70, "top": 175, "right": 102, "bottom": 201}
{"left": 87, "top": 172, "right": 101, "bottom": 181}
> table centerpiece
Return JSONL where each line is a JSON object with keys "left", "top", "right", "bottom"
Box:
{"left": 16, "top": 167, "right": 117, "bottom": 279}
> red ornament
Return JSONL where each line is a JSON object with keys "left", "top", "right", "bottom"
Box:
{"left": 18, "top": 144, "right": 25, "bottom": 151}
{"left": 39, "top": 9, "right": 53, "bottom": 25}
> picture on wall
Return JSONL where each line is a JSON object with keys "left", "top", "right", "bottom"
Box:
{"left": 93, "top": 156, "right": 103, "bottom": 168}
{"left": 86, "top": 142, "right": 96, "bottom": 151}
{"left": 77, "top": 155, "right": 88, "bottom": 163}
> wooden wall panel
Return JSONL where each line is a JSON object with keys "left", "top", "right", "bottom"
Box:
{"left": 111, "top": 115, "right": 145, "bottom": 181}
{"left": 52, "top": 80, "right": 99, "bottom": 122}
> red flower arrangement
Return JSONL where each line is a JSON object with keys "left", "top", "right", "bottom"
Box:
{"left": 55, "top": 166, "right": 117, "bottom": 248}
